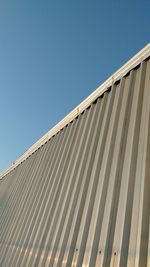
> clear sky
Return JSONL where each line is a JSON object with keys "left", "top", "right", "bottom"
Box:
{"left": 0, "top": 0, "right": 150, "bottom": 172}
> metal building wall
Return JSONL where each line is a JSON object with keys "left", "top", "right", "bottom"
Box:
{"left": 0, "top": 58, "right": 150, "bottom": 267}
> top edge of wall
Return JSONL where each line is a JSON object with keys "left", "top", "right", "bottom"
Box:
{"left": 0, "top": 43, "right": 150, "bottom": 180}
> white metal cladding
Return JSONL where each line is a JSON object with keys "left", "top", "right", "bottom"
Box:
{"left": 0, "top": 57, "right": 150, "bottom": 267}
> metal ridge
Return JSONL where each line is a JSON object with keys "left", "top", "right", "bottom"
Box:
{"left": 1, "top": 43, "right": 150, "bottom": 179}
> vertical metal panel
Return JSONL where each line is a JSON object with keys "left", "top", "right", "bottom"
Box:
{"left": 0, "top": 58, "right": 150, "bottom": 267}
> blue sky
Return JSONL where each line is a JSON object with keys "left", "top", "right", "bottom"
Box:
{"left": 0, "top": 1, "right": 150, "bottom": 172}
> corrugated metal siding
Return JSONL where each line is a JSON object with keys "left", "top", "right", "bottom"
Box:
{"left": 0, "top": 58, "right": 150, "bottom": 267}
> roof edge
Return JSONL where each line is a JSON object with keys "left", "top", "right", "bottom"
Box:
{"left": 1, "top": 43, "right": 150, "bottom": 179}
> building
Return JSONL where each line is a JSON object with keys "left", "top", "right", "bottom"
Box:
{"left": 0, "top": 44, "right": 150, "bottom": 267}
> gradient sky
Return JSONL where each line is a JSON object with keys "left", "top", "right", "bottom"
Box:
{"left": 0, "top": 0, "right": 150, "bottom": 172}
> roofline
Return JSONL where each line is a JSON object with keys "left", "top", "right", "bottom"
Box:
{"left": 1, "top": 43, "right": 150, "bottom": 180}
